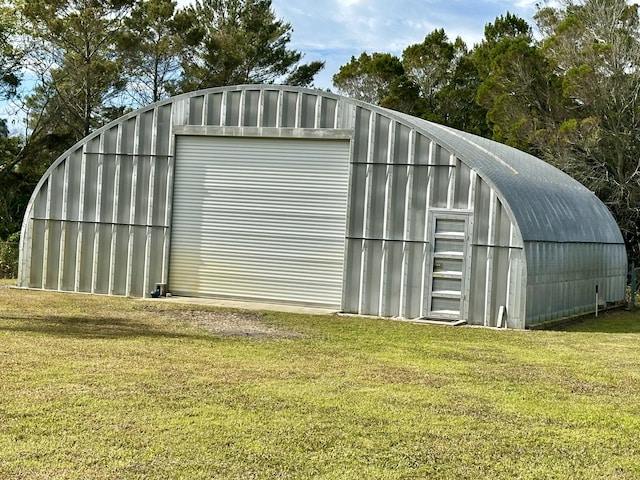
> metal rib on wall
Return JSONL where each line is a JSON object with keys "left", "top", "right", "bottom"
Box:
{"left": 19, "top": 104, "right": 174, "bottom": 297}
{"left": 342, "top": 106, "right": 525, "bottom": 327}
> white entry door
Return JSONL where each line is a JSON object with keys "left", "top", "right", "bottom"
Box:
{"left": 426, "top": 213, "right": 470, "bottom": 320}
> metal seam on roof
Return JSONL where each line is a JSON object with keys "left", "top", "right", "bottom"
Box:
{"left": 425, "top": 121, "right": 519, "bottom": 175}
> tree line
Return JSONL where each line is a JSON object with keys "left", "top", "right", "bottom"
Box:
{"left": 334, "top": 0, "right": 640, "bottom": 264}
{"left": 1, "top": 0, "right": 639, "bottom": 268}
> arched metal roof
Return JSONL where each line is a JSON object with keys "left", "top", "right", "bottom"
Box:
{"left": 390, "top": 113, "right": 623, "bottom": 244}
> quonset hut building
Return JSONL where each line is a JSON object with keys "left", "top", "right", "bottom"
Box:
{"left": 18, "top": 85, "right": 627, "bottom": 329}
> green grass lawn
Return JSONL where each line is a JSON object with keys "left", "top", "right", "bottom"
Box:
{"left": 1, "top": 280, "right": 639, "bottom": 479}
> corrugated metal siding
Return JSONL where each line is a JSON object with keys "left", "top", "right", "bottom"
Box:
{"left": 18, "top": 84, "right": 626, "bottom": 329}
{"left": 398, "top": 116, "right": 624, "bottom": 245}
{"left": 525, "top": 242, "right": 628, "bottom": 324}
{"left": 18, "top": 105, "right": 174, "bottom": 297}
{"left": 169, "top": 136, "right": 350, "bottom": 307}
{"left": 342, "top": 109, "right": 526, "bottom": 327}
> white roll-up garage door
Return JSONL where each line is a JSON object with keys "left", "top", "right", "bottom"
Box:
{"left": 169, "top": 135, "right": 351, "bottom": 307}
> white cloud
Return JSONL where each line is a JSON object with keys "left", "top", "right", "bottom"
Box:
{"left": 149, "top": 0, "right": 541, "bottom": 89}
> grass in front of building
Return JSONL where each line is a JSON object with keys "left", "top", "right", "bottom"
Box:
{"left": 1, "top": 282, "right": 639, "bottom": 479}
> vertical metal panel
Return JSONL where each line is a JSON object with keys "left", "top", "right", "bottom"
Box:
{"left": 483, "top": 190, "right": 497, "bottom": 326}
{"left": 343, "top": 238, "right": 363, "bottom": 313}
{"left": 403, "top": 243, "right": 424, "bottom": 318}
{"left": 78, "top": 221, "right": 94, "bottom": 291}
{"left": 160, "top": 112, "right": 176, "bottom": 289}
{"left": 358, "top": 112, "right": 377, "bottom": 312}
{"left": 74, "top": 147, "right": 87, "bottom": 291}
{"left": 207, "top": 92, "right": 223, "bottom": 126}
{"left": 108, "top": 141, "right": 120, "bottom": 296}
{"left": 116, "top": 155, "right": 133, "bottom": 224}
{"left": 243, "top": 90, "right": 260, "bottom": 126}
{"left": 398, "top": 130, "right": 415, "bottom": 318}
{"left": 94, "top": 224, "right": 111, "bottom": 293}
{"left": 454, "top": 159, "right": 471, "bottom": 209}
{"left": 57, "top": 159, "right": 70, "bottom": 289}
{"left": 403, "top": 136, "right": 430, "bottom": 318}
{"left": 262, "top": 90, "right": 280, "bottom": 127}
{"left": 430, "top": 145, "right": 450, "bottom": 209}
{"left": 29, "top": 219, "right": 45, "bottom": 287}
{"left": 226, "top": 91, "right": 241, "bottom": 126}
{"left": 125, "top": 116, "right": 141, "bottom": 296}
{"left": 468, "top": 245, "right": 487, "bottom": 324}
{"left": 111, "top": 225, "right": 130, "bottom": 296}
{"left": 280, "top": 91, "right": 297, "bottom": 127}
{"left": 83, "top": 152, "right": 99, "bottom": 222}
{"left": 133, "top": 156, "right": 151, "bottom": 225}
{"left": 189, "top": 95, "right": 204, "bottom": 125}
{"left": 381, "top": 124, "right": 410, "bottom": 316}
{"left": 61, "top": 222, "right": 78, "bottom": 291}
{"left": 90, "top": 138, "right": 105, "bottom": 293}
{"left": 129, "top": 226, "right": 147, "bottom": 297}
{"left": 143, "top": 108, "right": 159, "bottom": 296}
{"left": 139, "top": 109, "right": 155, "bottom": 154}
{"left": 237, "top": 90, "right": 246, "bottom": 126}
{"left": 45, "top": 221, "right": 61, "bottom": 289}
{"left": 300, "top": 93, "right": 317, "bottom": 128}
{"left": 342, "top": 107, "right": 370, "bottom": 313}
{"left": 41, "top": 172, "right": 53, "bottom": 288}
{"left": 170, "top": 136, "right": 350, "bottom": 307}
{"left": 151, "top": 157, "right": 170, "bottom": 225}
{"left": 525, "top": 241, "right": 627, "bottom": 326}
{"left": 362, "top": 240, "right": 383, "bottom": 313}
{"left": 319, "top": 96, "right": 337, "bottom": 128}
{"left": 99, "top": 153, "right": 116, "bottom": 222}
{"left": 382, "top": 241, "right": 404, "bottom": 317}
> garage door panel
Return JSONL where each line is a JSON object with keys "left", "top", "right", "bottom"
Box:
{"left": 177, "top": 188, "right": 348, "bottom": 208}
{"left": 174, "top": 212, "right": 345, "bottom": 224}
{"left": 169, "top": 136, "right": 350, "bottom": 307}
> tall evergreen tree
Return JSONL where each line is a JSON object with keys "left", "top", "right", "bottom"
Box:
{"left": 118, "top": 0, "right": 182, "bottom": 107}
{"left": 0, "top": 2, "right": 21, "bottom": 100}
{"left": 402, "top": 29, "right": 460, "bottom": 117}
{"left": 332, "top": 52, "right": 406, "bottom": 104}
{"left": 404, "top": 29, "right": 488, "bottom": 134}
{"left": 473, "top": 13, "right": 559, "bottom": 151}
{"left": 20, "top": 0, "right": 135, "bottom": 139}
{"left": 535, "top": 0, "right": 640, "bottom": 260}
{"left": 173, "top": 0, "right": 322, "bottom": 92}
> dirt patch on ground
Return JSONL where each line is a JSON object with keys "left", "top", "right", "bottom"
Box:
{"left": 154, "top": 308, "right": 307, "bottom": 339}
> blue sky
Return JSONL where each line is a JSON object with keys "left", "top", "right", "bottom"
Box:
{"left": 2, "top": 0, "right": 544, "bottom": 133}
{"left": 267, "top": 0, "right": 542, "bottom": 89}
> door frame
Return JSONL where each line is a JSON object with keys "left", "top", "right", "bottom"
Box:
{"left": 425, "top": 210, "right": 473, "bottom": 321}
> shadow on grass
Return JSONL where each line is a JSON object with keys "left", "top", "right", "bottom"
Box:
{"left": 542, "top": 308, "right": 640, "bottom": 334}
{"left": 0, "top": 314, "right": 216, "bottom": 341}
